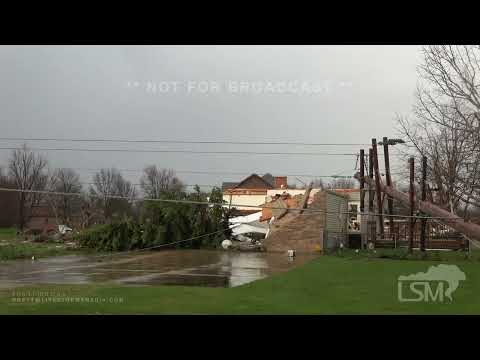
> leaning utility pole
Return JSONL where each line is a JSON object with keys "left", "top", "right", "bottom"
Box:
{"left": 360, "top": 149, "right": 365, "bottom": 214}
{"left": 383, "top": 137, "right": 394, "bottom": 239}
{"left": 355, "top": 171, "right": 480, "bottom": 246}
{"left": 368, "top": 148, "right": 376, "bottom": 246}
{"left": 409, "top": 157, "right": 415, "bottom": 253}
{"left": 372, "top": 139, "right": 384, "bottom": 239}
{"left": 420, "top": 156, "right": 427, "bottom": 252}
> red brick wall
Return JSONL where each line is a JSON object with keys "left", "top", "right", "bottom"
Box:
{"left": 274, "top": 176, "right": 287, "bottom": 189}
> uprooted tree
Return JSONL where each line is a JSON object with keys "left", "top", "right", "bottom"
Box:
{"left": 77, "top": 185, "right": 231, "bottom": 251}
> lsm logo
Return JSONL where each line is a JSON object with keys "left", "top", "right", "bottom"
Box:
{"left": 398, "top": 264, "right": 466, "bottom": 302}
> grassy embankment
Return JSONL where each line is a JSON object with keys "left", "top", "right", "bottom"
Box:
{"left": 1, "top": 248, "right": 479, "bottom": 314}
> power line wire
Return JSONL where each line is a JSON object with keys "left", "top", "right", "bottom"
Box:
{"left": 75, "top": 168, "right": 402, "bottom": 178}
{"left": 0, "top": 147, "right": 358, "bottom": 156}
{"left": 98, "top": 228, "right": 231, "bottom": 258}
{"left": 70, "top": 167, "right": 358, "bottom": 179}
{"left": 0, "top": 187, "right": 465, "bottom": 220}
{"left": 78, "top": 181, "right": 218, "bottom": 188}
{"left": 0, "top": 137, "right": 372, "bottom": 146}
{"left": 18, "top": 228, "right": 232, "bottom": 264}
{"left": 0, "top": 146, "right": 402, "bottom": 158}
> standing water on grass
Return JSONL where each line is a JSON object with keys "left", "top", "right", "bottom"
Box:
{"left": 0, "top": 250, "right": 319, "bottom": 288}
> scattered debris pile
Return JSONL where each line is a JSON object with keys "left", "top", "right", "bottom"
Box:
{"left": 226, "top": 212, "right": 268, "bottom": 251}
{"left": 260, "top": 192, "right": 303, "bottom": 222}
{"left": 262, "top": 191, "right": 326, "bottom": 253}
{"left": 225, "top": 189, "right": 339, "bottom": 254}
{"left": 226, "top": 240, "right": 265, "bottom": 252}
{"left": 20, "top": 225, "right": 79, "bottom": 249}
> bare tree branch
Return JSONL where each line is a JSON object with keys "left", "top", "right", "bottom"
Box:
{"left": 89, "top": 168, "right": 136, "bottom": 221}
{"left": 140, "top": 165, "right": 184, "bottom": 199}
{"left": 8, "top": 145, "right": 48, "bottom": 229}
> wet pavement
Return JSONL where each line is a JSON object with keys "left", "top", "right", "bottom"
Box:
{"left": 0, "top": 250, "right": 319, "bottom": 288}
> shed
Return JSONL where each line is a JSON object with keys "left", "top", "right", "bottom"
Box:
{"left": 322, "top": 190, "right": 349, "bottom": 250}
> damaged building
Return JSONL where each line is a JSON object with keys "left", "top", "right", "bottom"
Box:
{"left": 222, "top": 173, "right": 288, "bottom": 215}
{"left": 222, "top": 173, "right": 364, "bottom": 253}
{"left": 261, "top": 190, "right": 350, "bottom": 253}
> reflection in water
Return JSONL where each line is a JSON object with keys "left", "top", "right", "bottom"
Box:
{"left": 0, "top": 250, "right": 318, "bottom": 288}
{"left": 227, "top": 253, "right": 268, "bottom": 287}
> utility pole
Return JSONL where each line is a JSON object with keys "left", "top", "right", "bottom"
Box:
{"left": 372, "top": 139, "right": 384, "bottom": 240}
{"left": 360, "top": 149, "right": 365, "bottom": 248}
{"left": 409, "top": 157, "right": 415, "bottom": 254}
{"left": 355, "top": 172, "right": 480, "bottom": 246}
{"left": 420, "top": 156, "right": 427, "bottom": 252}
{"left": 359, "top": 149, "right": 365, "bottom": 214}
{"left": 383, "top": 137, "right": 394, "bottom": 241}
{"left": 368, "top": 148, "right": 376, "bottom": 246}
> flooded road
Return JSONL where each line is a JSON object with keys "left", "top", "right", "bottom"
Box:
{"left": 0, "top": 250, "right": 318, "bottom": 288}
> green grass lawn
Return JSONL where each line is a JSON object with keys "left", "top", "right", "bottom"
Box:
{"left": 0, "top": 228, "right": 18, "bottom": 241}
{"left": 0, "top": 242, "right": 80, "bottom": 261}
{"left": 0, "top": 227, "right": 92, "bottom": 261}
{"left": 0, "top": 227, "right": 74, "bottom": 261}
{"left": 1, "top": 253, "right": 479, "bottom": 314}
{"left": 331, "top": 247, "right": 480, "bottom": 262}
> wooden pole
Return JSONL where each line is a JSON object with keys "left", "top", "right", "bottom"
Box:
{"left": 360, "top": 149, "right": 365, "bottom": 214}
{"left": 383, "top": 137, "right": 394, "bottom": 240}
{"left": 368, "top": 148, "right": 376, "bottom": 246}
{"left": 355, "top": 172, "right": 480, "bottom": 246}
{"left": 368, "top": 148, "right": 374, "bottom": 211}
{"left": 420, "top": 156, "right": 427, "bottom": 252}
{"left": 299, "top": 182, "right": 313, "bottom": 214}
{"left": 359, "top": 149, "right": 365, "bottom": 249}
{"left": 409, "top": 157, "right": 415, "bottom": 253}
{"left": 372, "top": 139, "right": 384, "bottom": 240}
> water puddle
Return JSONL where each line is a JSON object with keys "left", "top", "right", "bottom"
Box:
{"left": 0, "top": 250, "right": 318, "bottom": 288}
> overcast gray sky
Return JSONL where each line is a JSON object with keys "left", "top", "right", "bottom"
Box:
{"left": 0, "top": 45, "right": 422, "bottom": 189}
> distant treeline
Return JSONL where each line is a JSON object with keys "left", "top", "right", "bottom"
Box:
{"left": 0, "top": 146, "right": 232, "bottom": 250}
